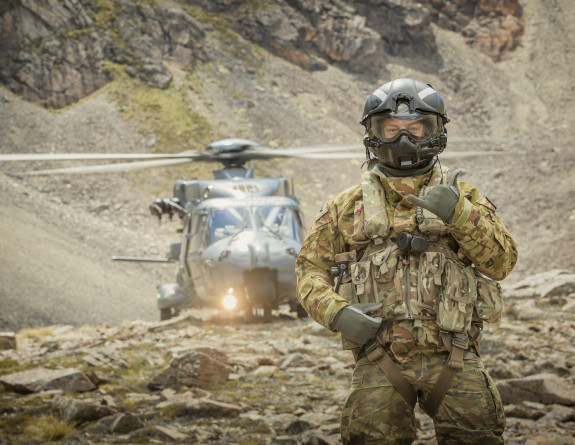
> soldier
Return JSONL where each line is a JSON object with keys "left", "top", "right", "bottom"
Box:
{"left": 295, "top": 78, "right": 517, "bottom": 444}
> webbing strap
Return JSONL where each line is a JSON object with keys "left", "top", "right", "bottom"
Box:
{"left": 364, "top": 325, "right": 481, "bottom": 418}
{"left": 422, "top": 362, "right": 456, "bottom": 418}
{"left": 421, "top": 332, "right": 469, "bottom": 418}
{"left": 365, "top": 342, "right": 417, "bottom": 409}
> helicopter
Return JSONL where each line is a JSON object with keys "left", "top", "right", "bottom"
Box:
{"left": 0, "top": 137, "right": 511, "bottom": 322}
{"left": 0, "top": 138, "right": 371, "bottom": 322}
{"left": 124, "top": 138, "right": 313, "bottom": 321}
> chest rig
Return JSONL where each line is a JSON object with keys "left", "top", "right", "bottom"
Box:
{"left": 336, "top": 166, "right": 479, "bottom": 330}
{"left": 333, "top": 165, "right": 503, "bottom": 418}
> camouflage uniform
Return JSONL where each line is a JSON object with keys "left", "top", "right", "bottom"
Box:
{"left": 295, "top": 162, "right": 517, "bottom": 444}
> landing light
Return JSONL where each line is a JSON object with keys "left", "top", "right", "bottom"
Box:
{"left": 223, "top": 289, "right": 237, "bottom": 310}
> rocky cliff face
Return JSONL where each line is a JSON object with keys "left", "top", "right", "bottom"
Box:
{"left": 0, "top": 0, "right": 523, "bottom": 109}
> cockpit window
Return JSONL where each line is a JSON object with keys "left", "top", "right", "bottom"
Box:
{"left": 255, "top": 206, "right": 299, "bottom": 240}
{"left": 209, "top": 208, "right": 248, "bottom": 242}
{"left": 207, "top": 205, "right": 300, "bottom": 244}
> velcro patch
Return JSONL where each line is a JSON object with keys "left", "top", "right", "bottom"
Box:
{"left": 315, "top": 201, "right": 330, "bottom": 222}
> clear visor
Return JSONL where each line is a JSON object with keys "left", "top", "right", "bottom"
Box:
{"left": 370, "top": 113, "right": 441, "bottom": 142}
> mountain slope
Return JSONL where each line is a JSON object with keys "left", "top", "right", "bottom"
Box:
{"left": 0, "top": 0, "right": 574, "bottom": 330}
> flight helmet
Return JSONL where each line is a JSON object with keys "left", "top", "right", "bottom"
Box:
{"left": 360, "top": 78, "right": 449, "bottom": 169}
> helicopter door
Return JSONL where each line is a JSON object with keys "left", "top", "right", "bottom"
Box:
{"left": 185, "top": 210, "right": 209, "bottom": 291}
{"left": 179, "top": 213, "right": 193, "bottom": 282}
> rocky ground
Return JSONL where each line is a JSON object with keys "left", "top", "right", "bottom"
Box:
{"left": 0, "top": 270, "right": 574, "bottom": 444}
{"left": 1, "top": 0, "right": 575, "bottom": 442}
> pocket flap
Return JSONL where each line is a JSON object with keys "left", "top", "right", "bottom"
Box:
{"left": 474, "top": 272, "right": 503, "bottom": 322}
{"left": 351, "top": 261, "right": 370, "bottom": 285}
{"left": 422, "top": 251, "right": 445, "bottom": 275}
{"left": 371, "top": 247, "right": 390, "bottom": 266}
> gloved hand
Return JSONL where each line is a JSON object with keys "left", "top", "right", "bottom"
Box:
{"left": 407, "top": 169, "right": 465, "bottom": 224}
{"left": 330, "top": 302, "right": 383, "bottom": 345}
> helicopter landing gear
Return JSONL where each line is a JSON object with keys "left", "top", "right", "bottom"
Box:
{"left": 160, "top": 307, "right": 180, "bottom": 321}
{"left": 160, "top": 308, "right": 172, "bottom": 321}
{"left": 250, "top": 304, "right": 273, "bottom": 323}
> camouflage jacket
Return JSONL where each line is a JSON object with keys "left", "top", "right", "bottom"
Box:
{"left": 295, "top": 163, "right": 518, "bottom": 331}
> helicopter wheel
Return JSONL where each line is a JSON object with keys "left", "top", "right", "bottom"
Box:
{"left": 250, "top": 304, "right": 273, "bottom": 323}
{"left": 263, "top": 304, "right": 273, "bottom": 323}
{"left": 160, "top": 308, "right": 172, "bottom": 321}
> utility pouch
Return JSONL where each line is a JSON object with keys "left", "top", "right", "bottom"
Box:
{"left": 436, "top": 260, "right": 477, "bottom": 333}
{"left": 350, "top": 261, "right": 371, "bottom": 302}
{"left": 417, "top": 251, "right": 446, "bottom": 309}
{"left": 371, "top": 245, "right": 398, "bottom": 282}
{"left": 333, "top": 251, "right": 356, "bottom": 302}
{"left": 474, "top": 273, "right": 503, "bottom": 323}
{"left": 370, "top": 245, "right": 401, "bottom": 307}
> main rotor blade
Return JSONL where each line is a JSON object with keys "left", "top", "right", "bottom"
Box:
{"left": 287, "top": 152, "right": 365, "bottom": 159}
{"left": 0, "top": 151, "right": 204, "bottom": 162}
{"left": 441, "top": 150, "right": 510, "bottom": 158}
{"left": 279, "top": 150, "right": 512, "bottom": 160}
{"left": 257, "top": 144, "right": 363, "bottom": 156}
{"left": 18, "top": 158, "right": 196, "bottom": 175}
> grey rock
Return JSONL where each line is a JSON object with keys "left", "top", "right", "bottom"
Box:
{"left": 301, "top": 429, "right": 341, "bottom": 445}
{"left": 497, "top": 373, "right": 575, "bottom": 406}
{"left": 130, "top": 425, "right": 190, "bottom": 442}
{"left": 54, "top": 395, "right": 116, "bottom": 422}
{"left": 0, "top": 332, "right": 16, "bottom": 350}
{"left": 147, "top": 350, "right": 230, "bottom": 390}
{"left": 0, "top": 367, "right": 96, "bottom": 394}
{"left": 503, "top": 269, "right": 575, "bottom": 300}
{"left": 280, "top": 352, "right": 316, "bottom": 369}
{"left": 159, "top": 396, "right": 242, "bottom": 418}
{"left": 109, "top": 412, "right": 144, "bottom": 434}
{"left": 504, "top": 401, "right": 546, "bottom": 420}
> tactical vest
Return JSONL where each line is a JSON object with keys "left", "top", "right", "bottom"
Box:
{"left": 335, "top": 166, "right": 503, "bottom": 346}
{"left": 332, "top": 165, "right": 504, "bottom": 417}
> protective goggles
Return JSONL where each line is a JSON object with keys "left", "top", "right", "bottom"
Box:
{"left": 369, "top": 113, "right": 441, "bottom": 143}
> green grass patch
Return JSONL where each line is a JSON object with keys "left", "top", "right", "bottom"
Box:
{"left": 22, "top": 413, "right": 76, "bottom": 441}
{"left": 0, "top": 359, "right": 39, "bottom": 377}
{"left": 106, "top": 75, "right": 213, "bottom": 154}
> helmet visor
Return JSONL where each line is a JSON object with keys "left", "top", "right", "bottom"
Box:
{"left": 370, "top": 113, "right": 441, "bottom": 142}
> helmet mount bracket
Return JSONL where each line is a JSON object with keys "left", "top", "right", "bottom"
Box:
{"left": 391, "top": 93, "right": 414, "bottom": 113}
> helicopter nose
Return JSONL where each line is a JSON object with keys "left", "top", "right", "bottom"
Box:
{"left": 248, "top": 241, "right": 270, "bottom": 267}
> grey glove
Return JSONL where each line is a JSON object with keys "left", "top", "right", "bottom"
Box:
{"left": 407, "top": 169, "right": 465, "bottom": 224}
{"left": 331, "top": 302, "right": 383, "bottom": 345}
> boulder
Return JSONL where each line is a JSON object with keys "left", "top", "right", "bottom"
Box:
{"left": 503, "top": 269, "right": 575, "bottom": 300}
{"left": 497, "top": 373, "right": 575, "bottom": 406}
{"left": 147, "top": 350, "right": 230, "bottom": 390}
{"left": 158, "top": 396, "right": 242, "bottom": 418}
{"left": 54, "top": 395, "right": 116, "bottom": 422}
{"left": 109, "top": 413, "right": 145, "bottom": 434}
{"left": 0, "top": 332, "right": 16, "bottom": 350}
{"left": 0, "top": 367, "right": 96, "bottom": 394}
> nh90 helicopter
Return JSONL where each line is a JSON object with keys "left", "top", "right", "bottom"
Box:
{"left": 137, "top": 138, "right": 310, "bottom": 321}
{"left": 1, "top": 138, "right": 367, "bottom": 321}
{"left": 0, "top": 137, "right": 508, "bottom": 322}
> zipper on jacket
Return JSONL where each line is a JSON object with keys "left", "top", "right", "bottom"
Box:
{"left": 403, "top": 254, "right": 413, "bottom": 319}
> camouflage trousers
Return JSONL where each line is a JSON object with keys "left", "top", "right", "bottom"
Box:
{"left": 340, "top": 346, "right": 505, "bottom": 444}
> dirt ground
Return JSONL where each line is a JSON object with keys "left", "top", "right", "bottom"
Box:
{"left": 0, "top": 0, "right": 574, "bottom": 331}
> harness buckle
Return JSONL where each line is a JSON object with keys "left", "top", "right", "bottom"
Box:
{"left": 452, "top": 333, "right": 469, "bottom": 350}
{"left": 469, "top": 323, "right": 483, "bottom": 343}
{"left": 363, "top": 337, "right": 386, "bottom": 361}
